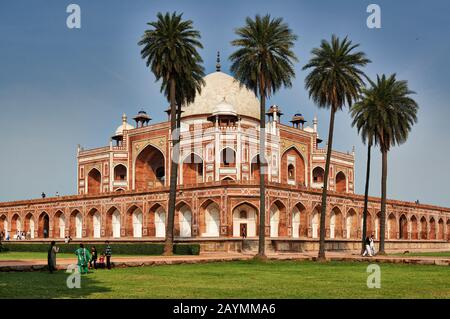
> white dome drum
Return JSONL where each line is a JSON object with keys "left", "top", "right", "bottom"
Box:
{"left": 181, "top": 72, "right": 260, "bottom": 120}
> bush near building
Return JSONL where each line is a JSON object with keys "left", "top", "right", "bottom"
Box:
{"left": 1, "top": 243, "right": 200, "bottom": 255}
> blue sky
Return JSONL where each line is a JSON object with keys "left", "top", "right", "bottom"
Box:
{"left": 0, "top": 0, "right": 449, "bottom": 206}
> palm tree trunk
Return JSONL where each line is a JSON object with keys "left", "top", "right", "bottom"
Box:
{"left": 318, "top": 108, "right": 336, "bottom": 261}
{"left": 378, "top": 148, "right": 388, "bottom": 255}
{"left": 361, "top": 142, "right": 372, "bottom": 254}
{"left": 164, "top": 78, "right": 178, "bottom": 256}
{"left": 257, "top": 92, "right": 267, "bottom": 258}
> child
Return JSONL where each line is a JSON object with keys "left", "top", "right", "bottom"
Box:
{"left": 97, "top": 254, "right": 106, "bottom": 269}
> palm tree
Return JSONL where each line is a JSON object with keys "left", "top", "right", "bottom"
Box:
{"left": 359, "top": 74, "right": 418, "bottom": 254}
{"left": 230, "top": 14, "right": 298, "bottom": 258}
{"left": 138, "top": 12, "right": 205, "bottom": 255}
{"left": 350, "top": 86, "right": 377, "bottom": 253}
{"left": 303, "top": 35, "right": 370, "bottom": 260}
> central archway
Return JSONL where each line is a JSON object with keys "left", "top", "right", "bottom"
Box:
{"left": 135, "top": 145, "right": 165, "bottom": 190}
{"left": 232, "top": 203, "right": 258, "bottom": 237}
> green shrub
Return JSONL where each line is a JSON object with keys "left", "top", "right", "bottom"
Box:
{"left": 2, "top": 242, "right": 200, "bottom": 255}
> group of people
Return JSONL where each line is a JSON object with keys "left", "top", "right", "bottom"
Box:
{"left": 362, "top": 234, "right": 376, "bottom": 257}
{"left": 0, "top": 230, "right": 32, "bottom": 241}
{"left": 47, "top": 241, "right": 113, "bottom": 274}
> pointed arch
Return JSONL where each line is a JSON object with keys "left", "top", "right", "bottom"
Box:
{"left": 53, "top": 210, "right": 66, "bottom": 239}
{"left": 38, "top": 212, "right": 50, "bottom": 238}
{"left": 312, "top": 166, "right": 325, "bottom": 185}
{"left": 311, "top": 205, "right": 321, "bottom": 239}
{"left": 346, "top": 208, "right": 358, "bottom": 239}
{"left": 135, "top": 144, "right": 165, "bottom": 190}
{"left": 114, "top": 164, "right": 127, "bottom": 182}
{"left": 11, "top": 213, "right": 21, "bottom": 236}
{"left": 105, "top": 206, "right": 121, "bottom": 238}
{"left": 199, "top": 199, "right": 220, "bottom": 237}
{"left": 399, "top": 214, "right": 408, "bottom": 239}
{"left": 335, "top": 171, "right": 347, "bottom": 193}
{"left": 429, "top": 217, "right": 436, "bottom": 240}
{"left": 24, "top": 213, "right": 35, "bottom": 239}
{"left": 410, "top": 215, "right": 418, "bottom": 240}
{"left": 437, "top": 218, "right": 445, "bottom": 240}
{"left": 182, "top": 153, "right": 204, "bottom": 184}
{"left": 420, "top": 216, "right": 428, "bottom": 240}
{"left": 175, "top": 202, "right": 192, "bottom": 238}
{"left": 87, "top": 208, "right": 101, "bottom": 238}
{"left": 292, "top": 202, "right": 307, "bottom": 238}
{"left": 387, "top": 213, "right": 397, "bottom": 239}
{"left": 0, "top": 214, "right": 8, "bottom": 235}
{"left": 329, "top": 207, "right": 343, "bottom": 238}
{"left": 269, "top": 200, "right": 287, "bottom": 237}
{"left": 87, "top": 168, "right": 102, "bottom": 194}
{"left": 232, "top": 202, "right": 259, "bottom": 238}
{"left": 220, "top": 147, "right": 236, "bottom": 167}
{"left": 281, "top": 147, "right": 306, "bottom": 186}
{"left": 126, "top": 205, "right": 143, "bottom": 238}
{"left": 70, "top": 209, "right": 83, "bottom": 238}
{"left": 250, "top": 154, "right": 261, "bottom": 181}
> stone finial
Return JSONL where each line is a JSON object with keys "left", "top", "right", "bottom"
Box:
{"left": 216, "top": 51, "right": 221, "bottom": 72}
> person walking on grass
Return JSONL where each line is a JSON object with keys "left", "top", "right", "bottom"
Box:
{"left": 75, "top": 243, "right": 91, "bottom": 274}
{"left": 105, "top": 241, "right": 112, "bottom": 270}
{"left": 47, "top": 241, "right": 59, "bottom": 273}
{"left": 89, "top": 246, "right": 98, "bottom": 270}
{"left": 370, "top": 234, "right": 376, "bottom": 256}
{"left": 362, "top": 236, "right": 372, "bottom": 257}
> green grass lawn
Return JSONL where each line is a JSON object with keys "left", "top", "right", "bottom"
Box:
{"left": 0, "top": 260, "right": 449, "bottom": 299}
{"left": 390, "top": 251, "right": 450, "bottom": 258}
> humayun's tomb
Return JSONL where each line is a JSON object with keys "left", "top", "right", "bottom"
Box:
{"left": 1, "top": 69, "right": 449, "bottom": 252}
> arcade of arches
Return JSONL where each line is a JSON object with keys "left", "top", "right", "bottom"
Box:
{"left": 1, "top": 195, "right": 448, "bottom": 243}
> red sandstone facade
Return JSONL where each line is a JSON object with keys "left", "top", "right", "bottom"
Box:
{"left": 0, "top": 71, "right": 449, "bottom": 247}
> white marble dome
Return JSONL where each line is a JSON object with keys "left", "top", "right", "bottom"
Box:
{"left": 115, "top": 114, "right": 134, "bottom": 136}
{"left": 181, "top": 71, "right": 260, "bottom": 120}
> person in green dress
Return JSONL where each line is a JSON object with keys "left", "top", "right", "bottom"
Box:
{"left": 75, "top": 243, "right": 91, "bottom": 274}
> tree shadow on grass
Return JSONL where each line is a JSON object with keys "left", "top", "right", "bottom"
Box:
{"left": 0, "top": 270, "right": 112, "bottom": 299}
